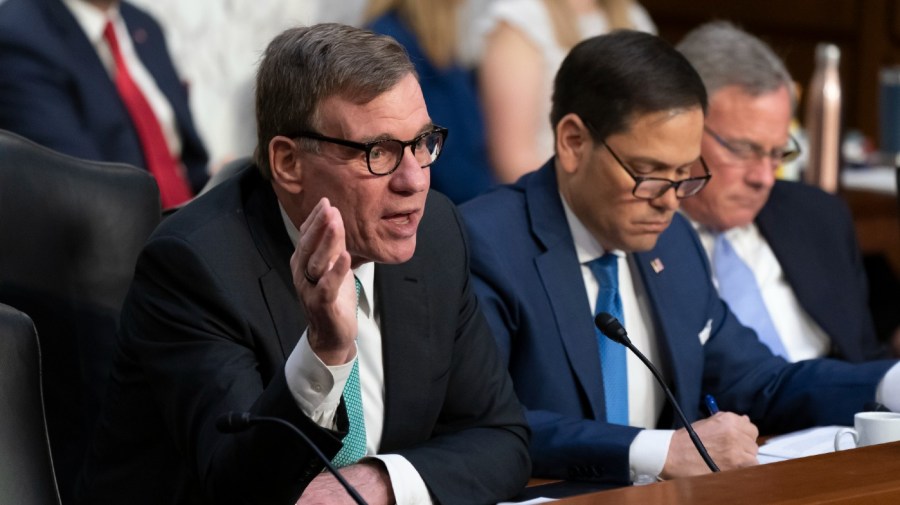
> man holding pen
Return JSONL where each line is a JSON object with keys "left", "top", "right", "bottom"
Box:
{"left": 460, "top": 29, "right": 900, "bottom": 486}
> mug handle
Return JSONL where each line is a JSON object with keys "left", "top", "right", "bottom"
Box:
{"left": 834, "top": 427, "right": 858, "bottom": 451}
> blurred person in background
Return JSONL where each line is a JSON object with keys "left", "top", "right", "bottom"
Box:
{"left": 128, "top": 0, "right": 317, "bottom": 173}
{"left": 0, "top": 0, "right": 208, "bottom": 209}
{"left": 677, "top": 21, "right": 888, "bottom": 363}
{"left": 365, "top": 0, "right": 495, "bottom": 203}
{"left": 478, "top": 0, "right": 655, "bottom": 183}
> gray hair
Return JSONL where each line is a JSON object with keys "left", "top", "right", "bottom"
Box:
{"left": 676, "top": 21, "right": 795, "bottom": 108}
{"left": 254, "top": 23, "right": 416, "bottom": 178}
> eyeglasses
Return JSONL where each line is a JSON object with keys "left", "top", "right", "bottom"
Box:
{"left": 293, "top": 126, "right": 448, "bottom": 176}
{"left": 703, "top": 126, "right": 801, "bottom": 165}
{"left": 602, "top": 142, "right": 712, "bottom": 199}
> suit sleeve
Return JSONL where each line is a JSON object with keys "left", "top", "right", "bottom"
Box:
{"left": 120, "top": 234, "right": 343, "bottom": 505}
{"left": 0, "top": 38, "right": 107, "bottom": 160}
{"left": 658, "top": 216, "right": 900, "bottom": 434}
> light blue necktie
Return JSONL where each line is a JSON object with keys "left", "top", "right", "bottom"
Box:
{"left": 713, "top": 234, "right": 788, "bottom": 359}
{"left": 331, "top": 276, "right": 367, "bottom": 467}
{"left": 588, "top": 254, "right": 629, "bottom": 425}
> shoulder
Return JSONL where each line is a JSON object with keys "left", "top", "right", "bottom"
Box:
{"left": 460, "top": 182, "right": 528, "bottom": 236}
{"left": 414, "top": 190, "right": 467, "bottom": 256}
{"left": 763, "top": 180, "right": 853, "bottom": 223}
{"left": 480, "top": 0, "right": 555, "bottom": 50}
{"left": 0, "top": 0, "right": 55, "bottom": 46}
{"left": 151, "top": 166, "right": 259, "bottom": 248}
{"left": 627, "top": 2, "right": 657, "bottom": 34}
{"left": 119, "top": 1, "right": 167, "bottom": 41}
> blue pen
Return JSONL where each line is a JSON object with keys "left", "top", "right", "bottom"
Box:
{"left": 704, "top": 394, "right": 720, "bottom": 416}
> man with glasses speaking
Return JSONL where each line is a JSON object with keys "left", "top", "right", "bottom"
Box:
{"left": 78, "top": 23, "right": 529, "bottom": 505}
{"left": 460, "top": 29, "right": 900, "bottom": 487}
{"left": 677, "top": 21, "right": 888, "bottom": 363}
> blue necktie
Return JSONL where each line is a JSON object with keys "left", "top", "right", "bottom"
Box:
{"left": 332, "top": 276, "right": 367, "bottom": 467}
{"left": 588, "top": 254, "right": 629, "bottom": 425}
{"left": 713, "top": 234, "right": 788, "bottom": 359}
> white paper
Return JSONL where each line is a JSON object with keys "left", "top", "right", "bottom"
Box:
{"left": 757, "top": 425, "right": 848, "bottom": 463}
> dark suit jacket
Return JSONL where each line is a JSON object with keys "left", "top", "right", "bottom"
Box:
{"left": 77, "top": 167, "right": 530, "bottom": 504}
{"left": 755, "top": 180, "right": 885, "bottom": 361}
{"left": 460, "top": 161, "right": 895, "bottom": 484}
{"left": 0, "top": 0, "right": 208, "bottom": 192}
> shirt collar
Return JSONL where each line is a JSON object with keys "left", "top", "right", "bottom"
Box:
{"left": 280, "top": 203, "right": 375, "bottom": 317}
{"left": 680, "top": 209, "right": 759, "bottom": 261}
{"left": 559, "top": 190, "right": 625, "bottom": 265}
{"left": 62, "top": 0, "right": 120, "bottom": 46}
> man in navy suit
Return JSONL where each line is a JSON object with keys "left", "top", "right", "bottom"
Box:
{"left": 461, "top": 30, "right": 900, "bottom": 486}
{"left": 676, "top": 21, "right": 887, "bottom": 363}
{"left": 0, "top": 0, "right": 208, "bottom": 197}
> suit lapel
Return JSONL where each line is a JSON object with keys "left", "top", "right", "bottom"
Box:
{"left": 375, "top": 249, "right": 429, "bottom": 450}
{"left": 243, "top": 175, "right": 306, "bottom": 357}
{"left": 631, "top": 227, "right": 706, "bottom": 420}
{"left": 42, "top": 0, "right": 116, "bottom": 96}
{"left": 527, "top": 163, "right": 606, "bottom": 420}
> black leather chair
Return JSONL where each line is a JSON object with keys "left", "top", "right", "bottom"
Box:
{"left": 0, "top": 303, "right": 61, "bottom": 505}
{"left": 0, "top": 129, "right": 161, "bottom": 502}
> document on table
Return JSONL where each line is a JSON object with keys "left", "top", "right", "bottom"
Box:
{"left": 757, "top": 425, "right": 848, "bottom": 464}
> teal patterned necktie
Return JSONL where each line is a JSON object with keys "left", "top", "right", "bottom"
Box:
{"left": 331, "top": 276, "right": 367, "bottom": 467}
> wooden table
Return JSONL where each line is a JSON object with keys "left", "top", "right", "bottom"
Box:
{"left": 531, "top": 441, "right": 900, "bottom": 504}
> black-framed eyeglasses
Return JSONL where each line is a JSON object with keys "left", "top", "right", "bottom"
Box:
{"left": 602, "top": 142, "right": 712, "bottom": 200}
{"left": 293, "top": 126, "right": 448, "bottom": 176}
{"left": 703, "top": 126, "right": 801, "bottom": 165}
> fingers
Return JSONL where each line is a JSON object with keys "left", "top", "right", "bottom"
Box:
{"left": 290, "top": 198, "right": 358, "bottom": 365}
{"left": 294, "top": 198, "right": 347, "bottom": 288}
{"left": 663, "top": 412, "right": 760, "bottom": 479}
{"left": 697, "top": 412, "right": 759, "bottom": 470}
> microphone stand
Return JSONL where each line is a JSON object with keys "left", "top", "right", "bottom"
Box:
{"left": 595, "top": 312, "right": 720, "bottom": 473}
{"left": 217, "top": 412, "right": 368, "bottom": 504}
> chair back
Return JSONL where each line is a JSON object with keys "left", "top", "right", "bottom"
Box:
{"left": 0, "top": 129, "right": 160, "bottom": 501}
{"left": 0, "top": 303, "right": 61, "bottom": 505}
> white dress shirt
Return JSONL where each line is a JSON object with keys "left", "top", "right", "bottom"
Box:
{"left": 561, "top": 197, "right": 673, "bottom": 483}
{"left": 689, "top": 220, "right": 831, "bottom": 361}
{"left": 279, "top": 207, "right": 432, "bottom": 504}
{"left": 62, "top": 0, "right": 182, "bottom": 159}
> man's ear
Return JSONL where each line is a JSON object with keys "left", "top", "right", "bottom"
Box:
{"left": 269, "top": 136, "right": 303, "bottom": 194}
{"left": 555, "top": 113, "right": 593, "bottom": 174}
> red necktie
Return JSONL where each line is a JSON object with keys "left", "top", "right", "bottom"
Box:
{"left": 103, "top": 21, "right": 192, "bottom": 209}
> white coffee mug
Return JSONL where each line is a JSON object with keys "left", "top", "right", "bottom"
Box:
{"left": 834, "top": 412, "right": 900, "bottom": 450}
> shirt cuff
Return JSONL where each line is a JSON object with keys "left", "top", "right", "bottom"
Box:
{"left": 371, "top": 454, "right": 433, "bottom": 505}
{"left": 629, "top": 429, "right": 674, "bottom": 483}
{"left": 876, "top": 362, "right": 900, "bottom": 412}
{"left": 284, "top": 330, "right": 356, "bottom": 426}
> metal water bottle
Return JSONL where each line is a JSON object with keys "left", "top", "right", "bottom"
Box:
{"left": 803, "top": 43, "right": 842, "bottom": 193}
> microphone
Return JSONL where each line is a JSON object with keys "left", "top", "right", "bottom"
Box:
{"left": 594, "top": 312, "right": 720, "bottom": 473}
{"left": 217, "top": 412, "right": 368, "bottom": 504}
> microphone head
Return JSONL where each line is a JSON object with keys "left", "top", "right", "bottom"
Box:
{"left": 595, "top": 312, "right": 629, "bottom": 345}
{"left": 216, "top": 411, "right": 253, "bottom": 433}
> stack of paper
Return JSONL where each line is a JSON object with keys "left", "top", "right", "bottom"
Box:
{"left": 757, "top": 425, "right": 848, "bottom": 464}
